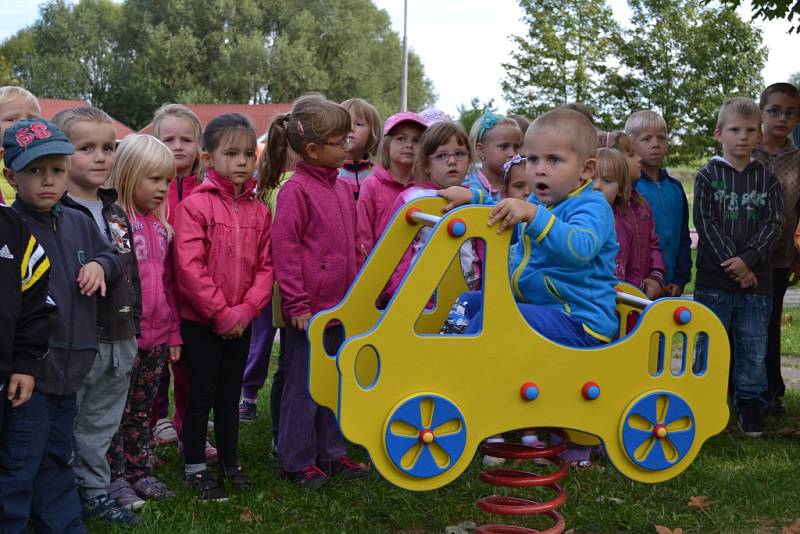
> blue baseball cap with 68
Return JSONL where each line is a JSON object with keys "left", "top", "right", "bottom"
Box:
{"left": 3, "top": 118, "right": 75, "bottom": 172}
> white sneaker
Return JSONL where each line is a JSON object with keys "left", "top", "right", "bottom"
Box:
{"left": 482, "top": 437, "right": 505, "bottom": 467}
{"left": 153, "top": 418, "right": 178, "bottom": 445}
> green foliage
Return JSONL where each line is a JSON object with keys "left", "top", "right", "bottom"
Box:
{"left": 716, "top": 0, "right": 800, "bottom": 33}
{"left": 0, "top": 0, "right": 435, "bottom": 129}
{"left": 457, "top": 97, "right": 496, "bottom": 134}
{"left": 790, "top": 71, "right": 800, "bottom": 87}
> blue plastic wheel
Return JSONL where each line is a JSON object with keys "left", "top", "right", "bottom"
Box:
{"left": 384, "top": 394, "right": 467, "bottom": 478}
{"left": 620, "top": 391, "right": 695, "bottom": 471}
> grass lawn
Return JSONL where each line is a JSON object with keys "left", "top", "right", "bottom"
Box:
{"left": 87, "top": 346, "right": 800, "bottom": 534}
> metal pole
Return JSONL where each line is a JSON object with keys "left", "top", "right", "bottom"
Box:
{"left": 401, "top": 0, "right": 408, "bottom": 111}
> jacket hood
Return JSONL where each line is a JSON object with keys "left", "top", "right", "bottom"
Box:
{"left": 195, "top": 167, "right": 257, "bottom": 199}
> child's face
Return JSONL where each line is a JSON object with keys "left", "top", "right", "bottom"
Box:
{"left": 388, "top": 123, "right": 423, "bottom": 169}
{"left": 157, "top": 115, "right": 199, "bottom": 176}
{"left": 68, "top": 120, "right": 117, "bottom": 192}
{"left": 714, "top": 114, "right": 761, "bottom": 162}
{"left": 0, "top": 97, "right": 39, "bottom": 140}
{"left": 345, "top": 113, "right": 371, "bottom": 160}
{"left": 632, "top": 127, "right": 668, "bottom": 169}
{"left": 761, "top": 92, "right": 800, "bottom": 141}
{"left": 133, "top": 173, "right": 173, "bottom": 215}
{"left": 622, "top": 146, "right": 641, "bottom": 182}
{"left": 306, "top": 133, "right": 349, "bottom": 169}
{"left": 592, "top": 174, "right": 619, "bottom": 205}
{"left": 524, "top": 129, "right": 594, "bottom": 205}
{"left": 502, "top": 163, "right": 532, "bottom": 200}
{"left": 6, "top": 155, "right": 69, "bottom": 211}
{"left": 478, "top": 124, "right": 522, "bottom": 177}
{"left": 425, "top": 135, "right": 470, "bottom": 188}
{"left": 202, "top": 132, "right": 257, "bottom": 189}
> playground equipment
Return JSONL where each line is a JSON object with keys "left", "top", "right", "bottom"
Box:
{"left": 307, "top": 196, "right": 730, "bottom": 531}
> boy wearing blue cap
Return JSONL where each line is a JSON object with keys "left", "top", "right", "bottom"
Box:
{"left": 0, "top": 119, "right": 122, "bottom": 532}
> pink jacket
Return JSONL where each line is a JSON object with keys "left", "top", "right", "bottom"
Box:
{"left": 167, "top": 174, "right": 201, "bottom": 225}
{"left": 612, "top": 209, "right": 643, "bottom": 287}
{"left": 616, "top": 192, "right": 666, "bottom": 290}
{"left": 173, "top": 168, "right": 273, "bottom": 334}
{"left": 131, "top": 213, "right": 181, "bottom": 349}
{"left": 356, "top": 165, "right": 412, "bottom": 260}
{"left": 272, "top": 161, "right": 358, "bottom": 319}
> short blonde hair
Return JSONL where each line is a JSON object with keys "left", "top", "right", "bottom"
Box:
{"left": 109, "top": 134, "right": 176, "bottom": 236}
{"left": 152, "top": 103, "right": 202, "bottom": 175}
{"left": 0, "top": 86, "right": 40, "bottom": 112}
{"left": 624, "top": 110, "right": 668, "bottom": 138}
{"left": 716, "top": 97, "right": 761, "bottom": 130}
{"left": 52, "top": 106, "right": 114, "bottom": 139}
{"left": 596, "top": 147, "right": 631, "bottom": 204}
{"left": 341, "top": 98, "right": 382, "bottom": 157}
{"left": 529, "top": 109, "right": 598, "bottom": 161}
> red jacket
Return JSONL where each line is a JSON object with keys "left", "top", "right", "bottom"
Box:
{"left": 168, "top": 174, "right": 202, "bottom": 225}
{"left": 173, "top": 168, "right": 273, "bottom": 334}
{"left": 272, "top": 161, "right": 358, "bottom": 320}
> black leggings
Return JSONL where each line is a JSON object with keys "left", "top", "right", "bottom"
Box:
{"left": 181, "top": 320, "right": 251, "bottom": 469}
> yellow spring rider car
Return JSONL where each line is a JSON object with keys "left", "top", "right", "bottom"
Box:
{"left": 307, "top": 196, "right": 730, "bottom": 492}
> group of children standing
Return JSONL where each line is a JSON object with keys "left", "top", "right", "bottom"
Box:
{"left": 0, "top": 80, "right": 798, "bottom": 531}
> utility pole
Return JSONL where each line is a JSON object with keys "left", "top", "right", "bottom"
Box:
{"left": 400, "top": 0, "right": 409, "bottom": 111}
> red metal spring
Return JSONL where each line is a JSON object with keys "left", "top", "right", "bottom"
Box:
{"left": 476, "top": 428, "right": 570, "bottom": 534}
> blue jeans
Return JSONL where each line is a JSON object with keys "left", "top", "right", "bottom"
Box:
{"left": 0, "top": 391, "right": 85, "bottom": 534}
{"left": 694, "top": 287, "right": 769, "bottom": 405}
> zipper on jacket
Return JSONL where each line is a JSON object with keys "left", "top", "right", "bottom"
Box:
{"left": 233, "top": 197, "right": 242, "bottom": 306}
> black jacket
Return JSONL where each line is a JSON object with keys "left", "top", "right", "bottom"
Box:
{"left": 0, "top": 205, "right": 54, "bottom": 380}
{"left": 62, "top": 189, "right": 141, "bottom": 342}
{"left": 12, "top": 199, "right": 121, "bottom": 395}
{"left": 694, "top": 157, "right": 783, "bottom": 294}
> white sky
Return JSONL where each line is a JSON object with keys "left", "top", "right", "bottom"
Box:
{"left": 2, "top": 0, "right": 797, "bottom": 117}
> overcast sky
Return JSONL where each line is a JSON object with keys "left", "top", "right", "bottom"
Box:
{"left": 3, "top": 0, "right": 798, "bottom": 117}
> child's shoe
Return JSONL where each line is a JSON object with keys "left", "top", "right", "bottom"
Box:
{"left": 107, "top": 478, "right": 145, "bottom": 511}
{"left": 184, "top": 470, "right": 228, "bottom": 502}
{"left": 482, "top": 437, "right": 506, "bottom": 467}
{"left": 239, "top": 399, "right": 258, "bottom": 422}
{"left": 83, "top": 494, "right": 141, "bottom": 526}
{"left": 281, "top": 464, "right": 329, "bottom": 488}
{"left": 178, "top": 439, "right": 218, "bottom": 464}
{"left": 153, "top": 418, "right": 178, "bottom": 444}
{"left": 737, "top": 400, "right": 764, "bottom": 437}
{"left": 521, "top": 434, "right": 546, "bottom": 448}
{"left": 132, "top": 475, "right": 176, "bottom": 500}
{"left": 219, "top": 465, "right": 251, "bottom": 493}
{"left": 322, "top": 455, "right": 370, "bottom": 480}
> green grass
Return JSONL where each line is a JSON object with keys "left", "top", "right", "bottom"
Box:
{"left": 87, "top": 347, "right": 800, "bottom": 534}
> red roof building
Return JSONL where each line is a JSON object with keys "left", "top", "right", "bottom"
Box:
{"left": 139, "top": 103, "right": 293, "bottom": 136}
{"left": 38, "top": 98, "right": 135, "bottom": 139}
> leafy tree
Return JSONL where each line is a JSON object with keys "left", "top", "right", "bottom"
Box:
{"left": 501, "top": 0, "right": 620, "bottom": 125}
{"left": 457, "top": 98, "right": 496, "bottom": 133}
{"left": 716, "top": 0, "right": 800, "bottom": 33}
{"left": 790, "top": 71, "right": 800, "bottom": 87}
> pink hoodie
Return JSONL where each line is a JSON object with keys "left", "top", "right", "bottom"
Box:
{"left": 173, "top": 168, "right": 273, "bottom": 334}
{"left": 271, "top": 161, "right": 358, "bottom": 319}
{"left": 615, "top": 192, "right": 666, "bottom": 290}
{"left": 612, "top": 209, "right": 643, "bottom": 287}
{"left": 131, "top": 212, "right": 181, "bottom": 350}
{"left": 356, "top": 165, "right": 412, "bottom": 260}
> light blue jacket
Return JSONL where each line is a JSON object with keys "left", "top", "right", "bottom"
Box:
{"left": 471, "top": 180, "right": 619, "bottom": 342}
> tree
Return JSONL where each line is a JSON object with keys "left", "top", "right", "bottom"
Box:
{"left": 716, "top": 0, "right": 800, "bottom": 33}
{"left": 610, "top": 0, "right": 767, "bottom": 164}
{"left": 501, "top": 0, "right": 620, "bottom": 125}
{"left": 790, "top": 71, "right": 800, "bottom": 87}
{"left": 457, "top": 98, "right": 495, "bottom": 133}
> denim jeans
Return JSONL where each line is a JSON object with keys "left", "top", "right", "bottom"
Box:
{"left": 693, "top": 286, "right": 770, "bottom": 405}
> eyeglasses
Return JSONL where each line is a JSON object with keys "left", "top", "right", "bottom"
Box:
{"left": 764, "top": 107, "right": 800, "bottom": 119}
{"left": 428, "top": 150, "right": 470, "bottom": 162}
{"left": 322, "top": 137, "right": 350, "bottom": 148}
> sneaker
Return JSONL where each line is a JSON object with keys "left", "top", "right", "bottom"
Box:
{"left": 239, "top": 400, "right": 257, "bottom": 422}
{"left": 737, "top": 400, "right": 765, "bottom": 437}
{"left": 281, "top": 464, "right": 329, "bottom": 488}
{"left": 107, "top": 478, "right": 145, "bottom": 512}
{"left": 322, "top": 455, "right": 370, "bottom": 480}
{"left": 219, "top": 465, "right": 251, "bottom": 493}
{"left": 178, "top": 439, "right": 218, "bottom": 464}
{"left": 521, "top": 434, "right": 546, "bottom": 448}
{"left": 132, "top": 475, "right": 176, "bottom": 501}
{"left": 482, "top": 437, "right": 506, "bottom": 467}
{"left": 153, "top": 418, "right": 178, "bottom": 445}
{"left": 184, "top": 470, "right": 228, "bottom": 502}
{"left": 83, "top": 494, "right": 141, "bottom": 526}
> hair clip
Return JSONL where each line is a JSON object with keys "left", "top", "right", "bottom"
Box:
{"left": 296, "top": 120, "right": 305, "bottom": 137}
{"left": 477, "top": 112, "right": 503, "bottom": 144}
{"left": 502, "top": 155, "right": 526, "bottom": 184}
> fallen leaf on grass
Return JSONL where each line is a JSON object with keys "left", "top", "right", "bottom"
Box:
{"left": 784, "top": 518, "right": 800, "bottom": 533}
{"left": 444, "top": 520, "right": 477, "bottom": 534}
{"left": 596, "top": 495, "right": 625, "bottom": 505}
{"left": 655, "top": 526, "right": 683, "bottom": 534}
{"left": 687, "top": 495, "right": 712, "bottom": 510}
{"left": 240, "top": 508, "right": 253, "bottom": 523}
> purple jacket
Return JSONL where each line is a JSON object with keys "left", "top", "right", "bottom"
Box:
{"left": 272, "top": 161, "right": 358, "bottom": 319}
{"left": 612, "top": 209, "right": 642, "bottom": 286}
{"left": 616, "top": 192, "right": 665, "bottom": 290}
{"left": 356, "top": 165, "right": 412, "bottom": 261}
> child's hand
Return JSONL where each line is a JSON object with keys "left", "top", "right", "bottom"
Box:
{"left": 6, "top": 373, "right": 34, "bottom": 408}
{"left": 739, "top": 271, "right": 758, "bottom": 289}
{"left": 168, "top": 345, "right": 182, "bottom": 362}
{"left": 488, "top": 199, "right": 537, "bottom": 233}
{"left": 663, "top": 283, "right": 683, "bottom": 297}
{"left": 721, "top": 256, "right": 748, "bottom": 281}
{"left": 221, "top": 324, "right": 244, "bottom": 339}
{"left": 77, "top": 261, "right": 106, "bottom": 297}
{"left": 642, "top": 278, "right": 662, "bottom": 300}
{"left": 438, "top": 187, "right": 472, "bottom": 212}
{"left": 291, "top": 313, "right": 312, "bottom": 331}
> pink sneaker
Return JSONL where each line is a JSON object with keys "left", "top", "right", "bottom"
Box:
{"left": 176, "top": 439, "right": 217, "bottom": 464}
